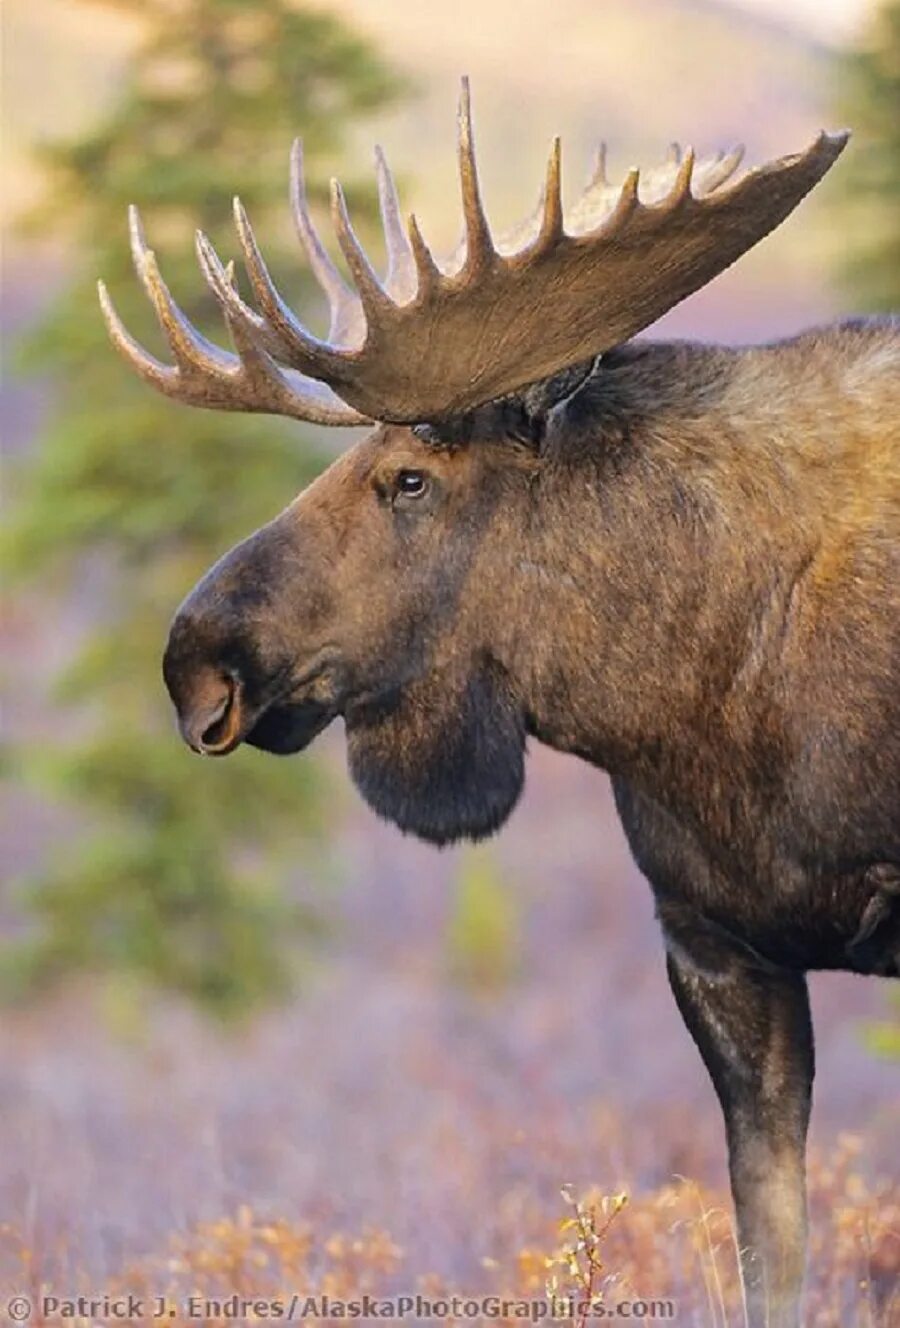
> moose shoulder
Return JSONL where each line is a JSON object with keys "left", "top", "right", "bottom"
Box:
{"left": 101, "top": 84, "right": 899, "bottom": 1328}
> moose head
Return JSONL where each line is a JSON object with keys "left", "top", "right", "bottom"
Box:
{"left": 99, "top": 83, "right": 845, "bottom": 845}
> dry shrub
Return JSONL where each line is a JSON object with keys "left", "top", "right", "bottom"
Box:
{"left": 1, "top": 1137, "right": 896, "bottom": 1326}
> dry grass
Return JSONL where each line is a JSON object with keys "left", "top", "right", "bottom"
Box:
{"left": 2, "top": 1134, "right": 896, "bottom": 1326}
{"left": 1, "top": 752, "right": 897, "bottom": 1327}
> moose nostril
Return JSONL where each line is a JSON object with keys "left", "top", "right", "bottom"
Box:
{"left": 176, "top": 669, "right": 245, "bottom": 755}
{"left": 199, "top": 682, "right": 238, "bottom": 751}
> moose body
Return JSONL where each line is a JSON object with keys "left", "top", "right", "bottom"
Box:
{"left": 101, "top": 86, "right": 899, "bottom": 1325}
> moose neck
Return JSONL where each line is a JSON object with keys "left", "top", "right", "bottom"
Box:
{"left": 508, "top": 337, "right": 826, "bottom": 808}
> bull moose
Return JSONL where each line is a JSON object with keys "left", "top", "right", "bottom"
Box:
{"left": 99, "top": 82, "right": 899, "bottom": 1327}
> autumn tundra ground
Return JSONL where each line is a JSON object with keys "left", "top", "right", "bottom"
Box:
{"left": 0, "top": 743, "right": 897, "bottom": 1326}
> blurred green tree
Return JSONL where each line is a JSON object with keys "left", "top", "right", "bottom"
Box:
{"left": 834, "top": 0, "right": 900, "bottom": 310}
{"left": 4, "top": 0, "right": 405, "bottom": 1017}
{"left": 834, "top": 0, "right": 900, "bottom": 1059}
{"left": 447, "top": 847, "right": 519, "bottom": 993}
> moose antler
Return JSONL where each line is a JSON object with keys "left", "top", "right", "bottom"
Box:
{"left": 99, "top": 79, "right": 848, "bottom": 426}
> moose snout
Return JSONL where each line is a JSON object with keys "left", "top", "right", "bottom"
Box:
{"left": 162, "top": 518, "right": 311, "bottom": 756}
{"left": 170, "top": 662, "right": 245, "bottom": 756}
{"left": 163, "top": 603, "right": 251, "bottom": 755}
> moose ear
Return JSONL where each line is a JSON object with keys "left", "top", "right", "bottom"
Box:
{"left": 412, "top": 356, "right": 598, "bottom": 452}
{"left": 345, "top": 659, "right": 526, "bottom": 846}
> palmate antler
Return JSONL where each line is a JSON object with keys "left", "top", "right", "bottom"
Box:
{"left": 99, "top": 79, "right": 848, "bottom": 427}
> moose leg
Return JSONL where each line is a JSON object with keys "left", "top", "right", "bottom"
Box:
{"left": 665, "top": 940, "right": 814, "bottom": 1328}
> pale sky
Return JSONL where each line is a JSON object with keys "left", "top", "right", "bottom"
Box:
{"left": 0, "top": 0, "right": 880, "bottom": 235}
{"left": 733, "top": 0, "right": 873, "bottom": 42}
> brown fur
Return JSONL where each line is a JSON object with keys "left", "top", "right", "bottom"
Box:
{"left": 163, "top": 316, "right": 899, "bottom": 1326}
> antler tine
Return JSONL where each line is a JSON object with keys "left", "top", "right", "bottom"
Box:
{"left": 233, "top": 195, "right": 347, "bottom": 377}
{"left": 196, "top": 228, "right": 293, "bottom": 363}
{"left": 587, "top": 142, "right": 608, "bottom": 188}
{"left": 128, "top": 204, "right": 151, "bottom": 286}
{"left": 143, "top": 249, "right": 232, "bottom": 373}
{"left": 289, "top": 139, "right": 363, "bottom": 347}
{"left": 601, "top": 166, "right": 641, "bottom": 234}
{"left": 694, "top": 144, "right": 745, "bottom": 196}
{"left": 456, "top": 76, "right": 495, "bottom": 276}
{"left": 196, "top": 228, "right": 240, "bottom": 299}
{"left": 374, "top": 145, "right": 417, "bottom": 303}
{"left": 535, "top": 137, "right": 564, "bottom": 251}
{"left": 127, "top": 209, "right": 233, "bottom": 376}
{"left": 406, "top": 212, "right": 442, "bottom": 298}
{"left": 667, "top": 147, "right": 696, "bottom": 209}
{"left": 329, "top": 178, "right": 395, "bottom": 327}
{"left": 129, "top": 205, "right": 205, "bottom": 367}
{"left": 98, "top": 279, "right": 176, "bottom": 394}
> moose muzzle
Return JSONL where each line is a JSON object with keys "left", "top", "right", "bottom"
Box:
{"left": 170, "top": 662, "right": 244, "bottom": 755}
{"left": 162, "top": 522, "right": 343, "bottom": 760}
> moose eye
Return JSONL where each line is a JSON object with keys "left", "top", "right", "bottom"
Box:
{"left": 395, "top": 469, "right": 429, "bottom": 500}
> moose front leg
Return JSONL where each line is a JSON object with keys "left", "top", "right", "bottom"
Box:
{"left": 665, "top": 937, "right": 814, "bottom": 1328}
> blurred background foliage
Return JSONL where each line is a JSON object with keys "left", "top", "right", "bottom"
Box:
{"left": 3, "top": 0, "right": 406, "bottom": 1017}
{"left": 447, "top": 847, "right": 520, "bottom": 994}
{"left": 834, "top": 0, "right": 900, "bottom": 310}
{"left": 2, "top": 0, "right": 898, "bottom": 1033}
{"left": 835, "top": 0, "right": 900, "bottom": 1058}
